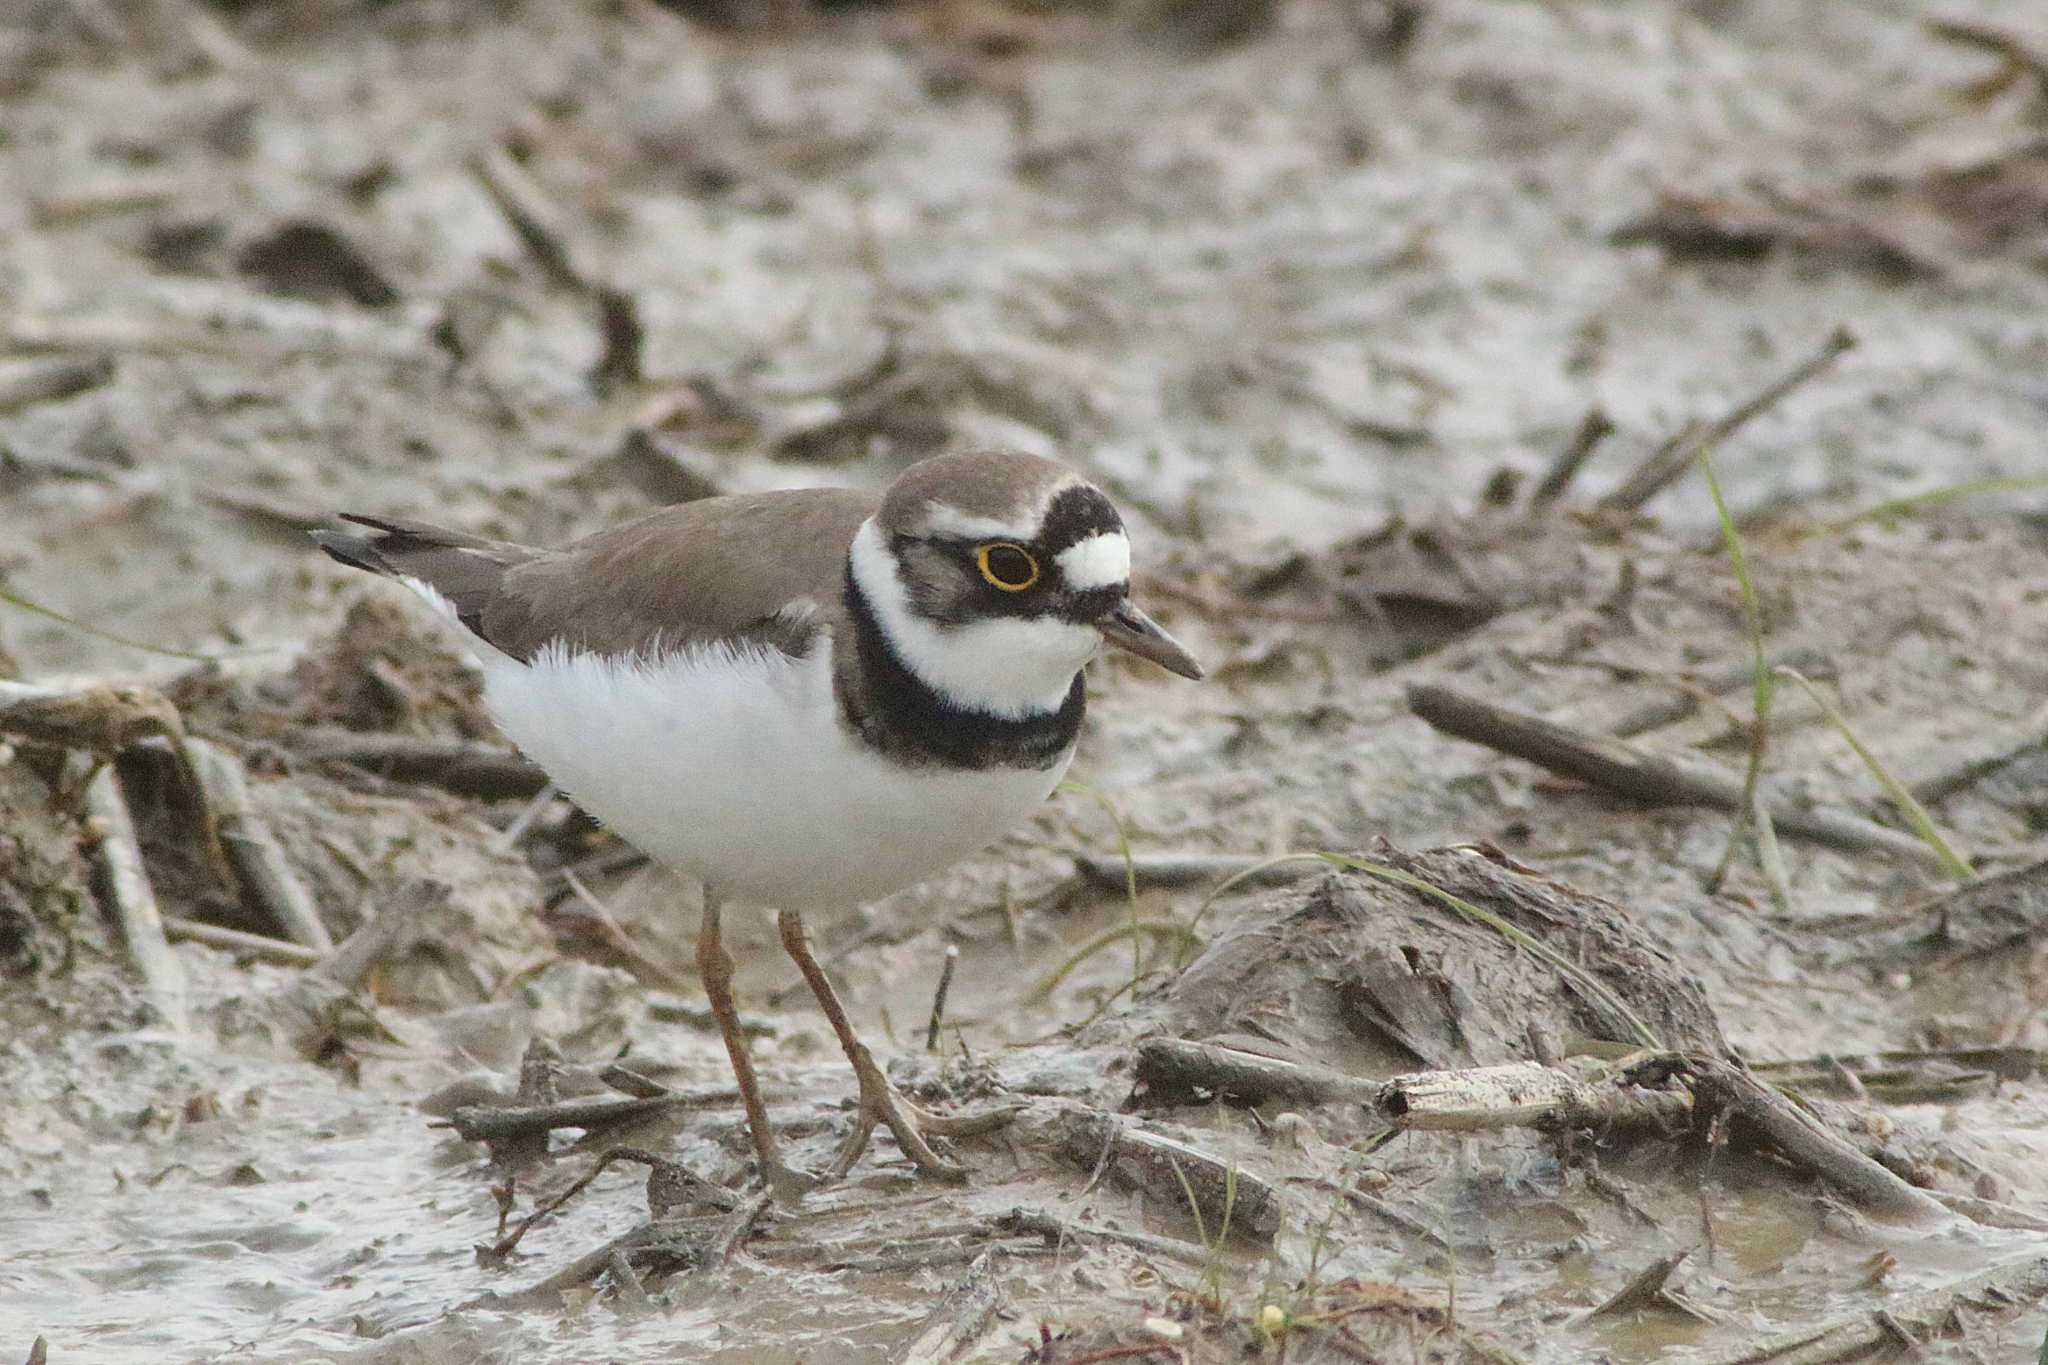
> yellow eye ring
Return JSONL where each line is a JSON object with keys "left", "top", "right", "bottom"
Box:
{"left": 976, "top": 542, "right": 1040, "bottom": 592}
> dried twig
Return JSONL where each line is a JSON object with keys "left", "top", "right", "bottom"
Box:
{"left": 1074, "top": 852, "right": 1323, "bottom": 893}
{"left": 1528, "top": 406, "right": 1614, "bottom": 507}
{"left": 164, "top": 917, "right": 323, "bottom": 968}
{"left": 1136, "top": 1037, "right": 1379, "bottom": 1107}
{"left": 1598, "top": 327, "right": 1857, "bottom": 513}
{"left": 1930, "top": 1190, "right": 2048, "bottom": 1233}
{"left": 1024, "top": 1104, "right": 1281, "bottom": 1239}
{"left": 467, "top": 143, "right": 642, "bottom": 392}
{"left": 482, "top": 1186, "right": 769, "bottom": 1309}
{"left": 468, "top": 1214, "right": 728, "bottom": 1310}
{"left": 816, "top": 1239, "right": 1047, "bottom": 1275}
{"left": 555, "top": 869, "right": 689, "bottom": 990}
{"left": 750, "top": 1218, "right": 991, "bottom": 1264}
{"left": 1378, "top": 1057, "right": 1692, "bottom": 1134}
{"left": 1406, "top": 683, "right": 1949, "bottom": 864}
{"left": 0, "top": 310, "right": 418, "bottom": 365}
{"left": 184, "top": 737, "right": 333, "bottom": 951}
{"left": 1577, "top": 1249, "right": 1695, "bottom": 1322}
{"left": 1754, "top": 1045, "right": 2040, "bottom": 1085}
{"left": 926, "top": 943, "right": 959, "bottom": 1052}
{"left": 892, "top": 1249, "right": 1006, "bottom": 1365}
{"left": 82, "top": 763, "right": 188, "bottom": 1030}
{"left": 1752, "top": 1050, "right": 2008, "bottom": 1105}
{"left": 604, "top": 1248, "right": 651, "bottom": 1310}
{"left": 1686, "top": 1058, "right": 1948, "bottom": 1221}
{"left": 597, "top": 1063, "right": 681, "bottom": 1099}
{"left": 997, "top": 1205, "right": 1213, "bottom": 1268}
{"left": 1905, "top": 701, "right": 2048, "bottom": 803}
{"left": 440, "top": 1093, "right": 714, "bottom": 1146}
{"left": 479, "top": 1147, "right": 637, "bottom": 1263}
{"left": 705, "top": 1190, "right": 773, "bottom": 1264}
{"left": 479, "top": 1146, "right": 740, "bottom": 1264}
{"left": 467, "top": 144, "right": 597, "bottom": 294}
{"left": 29, "top": 174, "right": 185, "bottom": 227}
{"left": 312, "top": 881, "right": 442, "bottom": 992}
{"left": 263, "top": 880, "right": 445, "bottom": 1056}
{"left": 284, "top": 727, "right": 547, "bottom": 798}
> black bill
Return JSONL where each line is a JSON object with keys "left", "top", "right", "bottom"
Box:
{"left": 1098, "top": 599, "right": 1204, "bottom": 680}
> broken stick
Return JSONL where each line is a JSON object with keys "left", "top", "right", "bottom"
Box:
{"left": 1074, "top": 852, "right": 1322, "bottom": 893}
{"left": 164, "top": 917, "right": 323, "bottom": 968}
{"left": 1378, "top": 1057, "right": 1692, "bottom": 1134}
{"left": 1406, "top": 683, "right": 1946, "bottom": 865}
{"left": 440, "top": 1093, "right": 700, "bottom": 1146}
{"left": 185, "top": 737, "right": 333, "bottom": 952}
{"left": 1598, "top": 326, "right": 1857, "bottom": 513}
{"left": 1136, "top": 1037, "right": 1379, "bottom": 1108}
{"left": 1528, "top": 406, "right": 1614, "bottom": 507}
{"left": 82, "top": 762, "right": 188, "bottom": 1030}
{"left": 1687, "top": 1058, "right": 1948, "bottom": 1222}
{"left": 285, "top": 727, "right": 547, "bottom": 798}
{"left": 892, "top": 1249, "right": 1006, "bottom": 1365}
{"left": 1025, "top": 1104, "right": 1282, "bottom": 1239}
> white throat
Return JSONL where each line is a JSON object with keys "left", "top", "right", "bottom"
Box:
{"left": 849, "top": 519, "right": 1101, "bottom": 719}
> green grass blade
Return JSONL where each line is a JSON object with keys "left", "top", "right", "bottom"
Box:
{"left": 1699, "top": 449, "right": 1791, "bottom": 910}
{"left": 1026, "top": 919, "right": 1199, "bottom": 1008}
{"left": 1774, "top": 667, "right": 1973, "bottom": 881}
{"left": 1818, "top": 475, "right": 2048, "bottom": 535}
{"left": 1698, "top": 451, "right": 1773, "bottom": 720}
{"left": 0, "top": 586, "right": 281, "bottom": 663}
{"left": 1177, "top": 853, "right": 1332, "bottom": 971}
{"left": 1060, "top": 780, "right": 1144, "bottom": 987}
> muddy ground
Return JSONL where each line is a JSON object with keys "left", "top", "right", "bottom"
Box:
{"left": 4, "top": 0, "right": 2048, "bottom": 1361}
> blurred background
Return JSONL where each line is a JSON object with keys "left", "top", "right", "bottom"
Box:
{"left": 2, "top": 0, "right": 2044, "bottom": 672}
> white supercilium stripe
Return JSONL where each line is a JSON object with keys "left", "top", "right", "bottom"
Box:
{"left": 915, "top": 503, "right": 1038, "bottom": 541}
{"left": 1055, "top": 532, "right": 1130, "bottom": 591}
{"left": 914, "top": 476, "right": 1078, "bottom": 542}
{"left": 849, "top": 519, "right": 1100, "bottom": 719}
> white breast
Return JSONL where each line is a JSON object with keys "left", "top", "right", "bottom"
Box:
{"left": 478, "top": 635, "right": 1072, "bottom": 910}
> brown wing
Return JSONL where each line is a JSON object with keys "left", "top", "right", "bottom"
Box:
{"left": 317, "top": 490, "right": 875, "bottom": 662}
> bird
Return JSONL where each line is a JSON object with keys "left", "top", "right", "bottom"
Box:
{"left": 314, "top": 449, "right": 1202, "bottom": 1195}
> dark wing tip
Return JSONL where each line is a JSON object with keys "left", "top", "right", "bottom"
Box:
{"left": 311, "top": 525, "right": 391, "bottom": 576}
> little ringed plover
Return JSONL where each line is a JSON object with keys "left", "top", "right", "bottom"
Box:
{"left": 315, "top": 449, "right": 1201, "bottom": 1194}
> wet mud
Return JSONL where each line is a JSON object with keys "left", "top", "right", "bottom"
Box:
{"left": 4, "top": 1, "right": 2048, "bottom": 1362}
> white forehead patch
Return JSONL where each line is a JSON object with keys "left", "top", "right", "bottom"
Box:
{"left": 1056, "top": 532, "right": 1131, "bottom": 591}
{"left": 918, "top": 503, "right": 1038, "bottom": 541}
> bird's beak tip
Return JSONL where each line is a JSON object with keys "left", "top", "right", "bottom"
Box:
{"left": 1099, "top": 599, "right": 1204, "bottom": 681}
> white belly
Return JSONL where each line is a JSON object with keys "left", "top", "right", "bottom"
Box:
{"left": 479, "top": 637, "right": 1072, "bottom": 910}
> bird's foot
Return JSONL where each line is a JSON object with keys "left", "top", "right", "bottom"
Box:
{"left": 757, "top": 1153, "right": 823, "bottom": 1203}
{"left": 826, "top": 1043, "right": 975, "bottom": 1183}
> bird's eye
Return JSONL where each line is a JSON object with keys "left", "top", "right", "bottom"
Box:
{"left": 975, "top": 542, "right": 1040, "bottom": 591}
